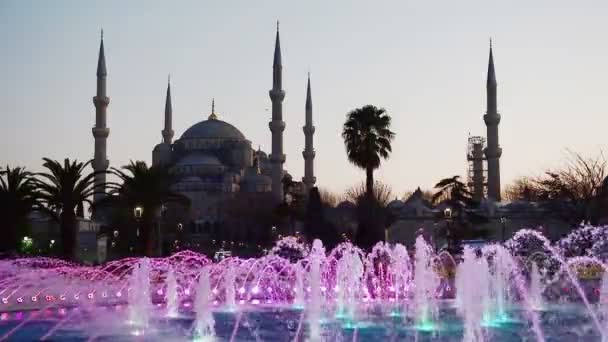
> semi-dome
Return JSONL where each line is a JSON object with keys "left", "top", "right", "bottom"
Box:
{"left": 180, "top": 118, "right": 245, "bottom": 141}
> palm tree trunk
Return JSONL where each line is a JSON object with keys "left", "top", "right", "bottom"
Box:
{"left": 366, "top": 167, "right": 374, "bottom": 200}
{"left": 60, "top": 211, "right": 77, "bottom": 261}
{"left": 140, "top": 219, "right": 154, "bottom": 257}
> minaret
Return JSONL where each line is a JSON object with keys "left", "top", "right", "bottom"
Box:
{"left": 268, "top": 22, "right": 286, "bottom": 202}
{"left": 92, "top": 30, "right": 110, "bottom": 204}
{"left": 484, "top": 40, "right": 502, "bottom": 201}
{"left": 302, "top": 73, "right": 316, "bottom": 193}
{"left": 162, "top": 76, "right": 174, "bottom": 144}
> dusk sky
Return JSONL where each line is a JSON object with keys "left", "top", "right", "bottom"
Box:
{"left": 2, "top": 0, "right": 608, "bottom": 196}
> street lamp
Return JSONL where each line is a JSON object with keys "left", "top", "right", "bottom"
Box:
{"left": 444, "top": 208, "right": 453, "bottom": 252}
{"left": 134, "top": 206, "right": 143, "bottom": 219}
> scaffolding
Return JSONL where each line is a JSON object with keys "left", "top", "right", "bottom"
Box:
{"left": 467, "top": 135, "right": 486, "bottom": 201}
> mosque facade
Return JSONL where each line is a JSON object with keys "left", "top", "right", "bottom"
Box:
{"left": 92, "top": 26, "right": 316, "bottom": 231}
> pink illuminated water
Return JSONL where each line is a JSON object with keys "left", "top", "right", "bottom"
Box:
{"left": 1, "top": 229, "right": 608, "bottom": 341}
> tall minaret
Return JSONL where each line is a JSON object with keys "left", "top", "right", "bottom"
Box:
{"left": 484, "top": 40, "right": 502, "bottom": 201}
{"left": 162, "top": 76, "right": 174, "bottom": 144}
{"left": 92, "top": 30, "right": 110, "bottom": 204}
{"left": 269, "top": 22, "right": 286, "bottom": 202}
{"left": 302, "top": 73, "right": 316, "bottom": 193}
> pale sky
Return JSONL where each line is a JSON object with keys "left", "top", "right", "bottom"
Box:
{"left": 1, "top": 0, "right": 608, "bottom": 197}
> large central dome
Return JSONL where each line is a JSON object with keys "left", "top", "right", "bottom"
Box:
{"left": 180, "top": 118, "right": 246, "bottom": 141}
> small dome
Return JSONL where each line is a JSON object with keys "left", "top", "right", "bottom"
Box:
{"left": 175, "top": 153, "right": 223, "bottom": 167}
{"left": 153, "top": 143, "right": 171, "bottom": 153}
{"left": 180, "top": 119, "right": 245, "bottom": 141}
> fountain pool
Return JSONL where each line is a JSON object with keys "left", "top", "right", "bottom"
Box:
{"left": 0, "top": 231, "right": 607, "bottom": 341}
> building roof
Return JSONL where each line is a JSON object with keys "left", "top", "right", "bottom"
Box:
{"left": 180, "top": 118, "right": 246, "bottom": 141}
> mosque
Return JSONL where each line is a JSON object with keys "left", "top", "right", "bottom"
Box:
{"left": 91, "top": 25, "right": 317, "bottom": 229}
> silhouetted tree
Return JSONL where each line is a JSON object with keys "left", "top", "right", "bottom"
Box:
{"left": 36, "top": 158, "right": 101, "bottom": 260}
{"left": 0, "top": 166, "right": 40, "bottom": 254}
{"left": 318, "top": 187, "right": 339, "bottom": 208}
{"left": 107, "top": 161, "right": 189, "bottom": 256}
{"left": 304, "top": 187, "right": 340, "bottom": 249}
{"left": 504, "top": 150, "right": 608, "bottom": 224}
{"left": 342, "top": 105, "right": 395, "bottom": 199}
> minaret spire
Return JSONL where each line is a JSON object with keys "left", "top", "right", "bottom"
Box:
{"left": 162, "top": 76, "right": 174, "bottom": 144}
{"left": 96, "top": 29, "right": 107, "bottom": 79}
{"left": 483, "top": 39, "right": 502, "bottom": 201}
{"left": 92, "top": 30, "right": 110, "bottom": 205}
{"left": 269, "top": 22, "right": 286, "bottom": 201}
{"left": 302, "top": 73, "right": 316, "bottom": 193}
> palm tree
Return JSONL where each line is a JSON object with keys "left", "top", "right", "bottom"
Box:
{"left": 36, "top": 158, "right": 101, "bottom": 260}
{"left": 342, "top": 105, "right": 395, "bottom": 249}
{"left": 342, "top": 105, "right": 395, "bottom": 198}
{"left": 108, "top": 161, "right": 189, "bottom": 256}
{"left": 0, "top": 166, "right": 40, "bottom": 254}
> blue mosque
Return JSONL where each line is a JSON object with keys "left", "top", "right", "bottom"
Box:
{"left": 91, "top": 26, "right": 317, "bottom": 228}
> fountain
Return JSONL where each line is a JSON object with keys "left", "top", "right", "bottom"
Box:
{"left": 308, "top": 239, "right": 325, "bottom": 341}
{"left": 335, "top": 244, "right": 363, "bottom": 321}
{"left": 1, "top": 226, "right": 608, "bottom": 341}
{"left": 165, "top": 268, "right": 178, "bottom": 317}
{"left": 193, "top": 269, "right": 215, "bottom": 340}
{"left": 529, "top": 262, "right": 544, "bottom": 310}
{"left": 411, "top": 235, "right": 440, "bottom": 331}
{"left": 456, "top": 246, "right": 489, "bottom": 341}
{"left": 128, "top": 258, "right": 151, "bottom": 330}
{"left": 390, "top": 243, "right": 411, "bottom": 316}
{"left": 223, "top": 265, "right": 236, "bottom": 311}
{"left": 294, "top": 262, "right": 305, "bottom": 308}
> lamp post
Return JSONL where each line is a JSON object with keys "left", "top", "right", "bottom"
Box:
{"left": 500, "top": 216, "right": 507, "bottom": 242}
{"left": 444, "top": 208, "right": 453, "bottom": 252}
{"left": 134, "top": 206, "right": 143, "bottom": 254}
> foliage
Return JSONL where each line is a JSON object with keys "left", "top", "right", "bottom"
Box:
{"left": 504, "top": 150, "right": 607, "bottom": 224}
{"left": 278, "top": 174, "right": 306, "bottom": 223}
{"left": 304, "top": 187, "right": 341, "bottom": 249}
{"left": 503, "top": 177, "right": 542, "bottom": 202}
{"left": 432, "top": 175, "right": 475, "bottom": 207}
{"left": 107, "top": 161, "right": 189, "bottom": 256}
{"left": 342, "top": 105, "right": 395, "bottom": 198}
{"left": 342, "top": 181, "right": 394, "bottom": 250}
{"left": 36, "top": 158, "right": 101, "bottom": 260}
{"left": 345, "top": 181, "right": 393, "bottom": 207}
{"left": 318, "top": 187, "right": 339, "bottom": 208}
{"left": 0, "top": 165, "right": 40, "bottom": 253}
{"left": 19, "top": 236, "right": 34, "bottom": 255}
{"left": 342, "top": 105, "right": 395, "bottom": 251}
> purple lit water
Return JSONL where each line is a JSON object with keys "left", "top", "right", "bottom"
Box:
{"left": 0, "top": 230, "right": 607, "bottom": 341}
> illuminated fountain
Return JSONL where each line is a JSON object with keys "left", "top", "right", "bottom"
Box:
{"left": 128, "top": 258, "right": 151, "bottom": 329}
{"left": 0, "top": 227, "right": 608, "bottom": 341}
{"left": 411, "top": 235, "right": 440, "bottom": 331}
{"left": 165, "top": 268, "right": 178, "bottom": 318}
{"left": 529, "top": 262, "right": 544, "bottom": 310}
{"left": 193, "top": 269, "right": 214, "bottom": 340}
